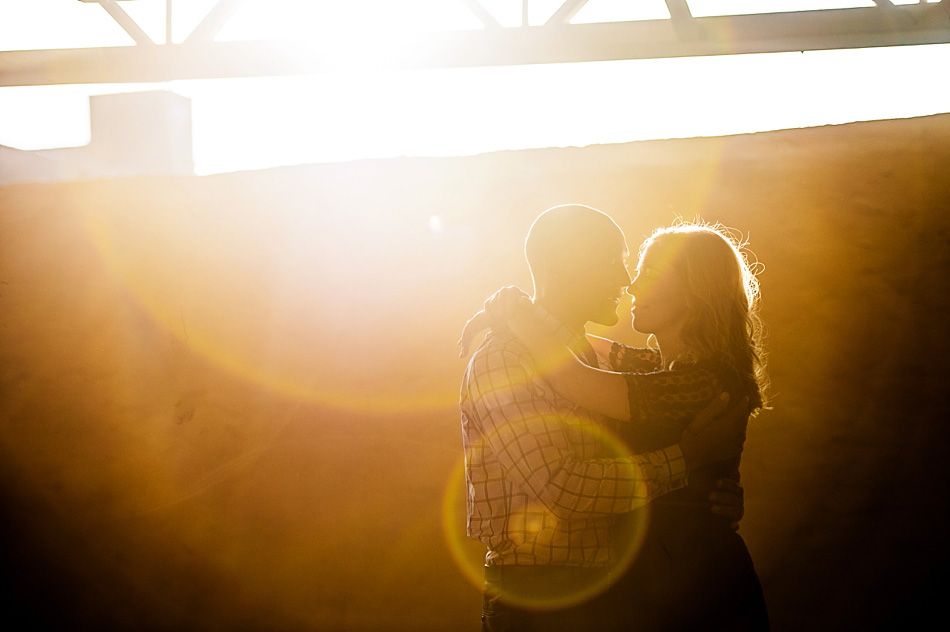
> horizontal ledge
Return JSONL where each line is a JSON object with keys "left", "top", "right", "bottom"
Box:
{"left": 2, "top": 5, "right": 949, "bottom": 86}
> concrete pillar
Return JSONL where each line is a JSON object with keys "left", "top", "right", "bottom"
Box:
{"left": 87, "top": 90, "right": 194, "bottom": 176}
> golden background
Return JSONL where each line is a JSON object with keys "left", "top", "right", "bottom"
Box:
{"left": 2, "top": 113, "right": 948, "bottom": 630}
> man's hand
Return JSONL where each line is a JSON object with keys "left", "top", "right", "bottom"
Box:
{"left": 679, "top": 393, "right": 749, "bottom": 471}
{"left": 484, "top": 285, "right": 530, "bottom": 324}
{"left": 709, "top": 478, "right": 745, "bottom": 530}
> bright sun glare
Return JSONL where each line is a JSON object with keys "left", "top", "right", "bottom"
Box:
{"left": 0, "top": 1, "right": 948, "bottom": 175}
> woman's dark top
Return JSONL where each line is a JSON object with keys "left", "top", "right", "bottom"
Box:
{"left": 610, "top": 344, "right": 741, "bottom": 509}
{"left": 605, "top": 343, "right": 769, "bottom": 631}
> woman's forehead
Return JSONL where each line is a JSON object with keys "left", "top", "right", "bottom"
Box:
{"left": 638, "top": 239, "right": 676, "bottom": 268}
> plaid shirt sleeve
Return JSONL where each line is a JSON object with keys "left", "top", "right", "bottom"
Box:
{"left": 464, "top": 336, "right": 688, "bottom": 521}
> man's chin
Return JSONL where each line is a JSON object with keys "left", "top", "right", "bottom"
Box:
{"left": 590, "top": 309, "right": 620, "bottom": 328}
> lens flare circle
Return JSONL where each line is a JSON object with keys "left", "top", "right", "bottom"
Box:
{"left": 441, "top": 416, "right": 652, "bottom": 611}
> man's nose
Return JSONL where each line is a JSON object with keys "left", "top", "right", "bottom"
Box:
{"left": 626, "top": 275, "right": 641, "bottom": 297}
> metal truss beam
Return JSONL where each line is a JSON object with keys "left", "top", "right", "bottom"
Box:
{"left": 2, "top": 4, "right": 948, "bottom": 87}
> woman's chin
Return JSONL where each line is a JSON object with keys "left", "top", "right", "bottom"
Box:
{"left": 630, "top": 319, "right": 652, "bottom": 335}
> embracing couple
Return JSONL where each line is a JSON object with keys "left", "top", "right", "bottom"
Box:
{"left": 458, "top": 204, "right": 770, "bottom": 631}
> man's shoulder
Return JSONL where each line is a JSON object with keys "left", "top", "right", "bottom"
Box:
{"left": 471, "top": 329, "right": 530, "bottom": 361}
{"left": 461, "top": 330, "right": 544, "bottom": 411}
{"left": 463, "top": 330, "right": 535, "bottom": 384}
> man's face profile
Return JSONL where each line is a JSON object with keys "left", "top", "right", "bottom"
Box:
{"left": 561, "top": 229, "right": 631, "bottom": 327}
{"left": 531, "top": 206, "right": 632, "bottom": 327}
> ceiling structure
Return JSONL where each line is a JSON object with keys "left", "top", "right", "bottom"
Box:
{"left": 1, "top": 0, "right": 949, "bottom": 87}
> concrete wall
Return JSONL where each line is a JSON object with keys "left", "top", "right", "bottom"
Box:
{"left": 0, "top": 91, "right": 193, "bottom": 186}
{"left": 1, "top": 114, "right": 948, "bottom": 630}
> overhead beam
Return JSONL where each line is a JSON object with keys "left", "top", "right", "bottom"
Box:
{"left": 2, "top": 5, "right": 948, "bottom": 87}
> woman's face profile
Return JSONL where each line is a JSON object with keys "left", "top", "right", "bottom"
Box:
{"left": 627, "top": 242, "right": 690, "bottom": 338}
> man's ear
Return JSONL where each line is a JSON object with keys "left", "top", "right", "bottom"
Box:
{"left": 530, "top": 255, "right": 551, "bottom": 284}
{"left": 537, "top": 254, "right": 568, "bottom": 281}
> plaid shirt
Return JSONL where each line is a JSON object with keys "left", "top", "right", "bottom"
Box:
{"left": 459, "top": 316, "right": 688, "bottom": 567}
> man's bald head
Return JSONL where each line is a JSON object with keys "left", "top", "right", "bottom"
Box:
{"left": 524, "top": 204, "right": 631, "bottom": 328}
{"left": 525, "top": 205, "right": 624, "bottom": 283}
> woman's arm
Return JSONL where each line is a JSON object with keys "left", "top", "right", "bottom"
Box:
{"left": 548, "top": 360, "right": 632, "bottom": 421}
{"left": 458, "top": 286, "right": 531, "bottom": 357}
{"left": 458, "top": 309, "right": 490, "bottom": 357}
{"left": 512, "top": 310, "right": 721, "bottom": 426}
{"left": 587, "top": 335, "right": 615, "bottom": 363}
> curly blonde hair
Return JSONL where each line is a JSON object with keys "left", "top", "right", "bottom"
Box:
{"left": 640, "top": 221, "right": 769, "bottom": 413}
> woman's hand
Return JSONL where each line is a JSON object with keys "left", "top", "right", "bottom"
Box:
{"left": 457, "top": 286, "right": 530, "bottom": 357}
{"left": 458, "top": 309, "right": 490, "bottom": 357}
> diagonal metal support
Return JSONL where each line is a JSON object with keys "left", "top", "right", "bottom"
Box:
{"left": 545, "top": 1, "right": 590, "bottom": 26}
{"left": 665, "top": 0, "right": 693, "bottom": 21}
{"left": 185, "top": 0, "right": 250, "bottom": 44}
{"left": 664, "top": 0, "right": 697, "bottom": 40}
{"left": 459, "top": 0, "right": 503, "bottom": 29}
{"left": 81, "top": 0, "right": 156, "bottom": 46}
